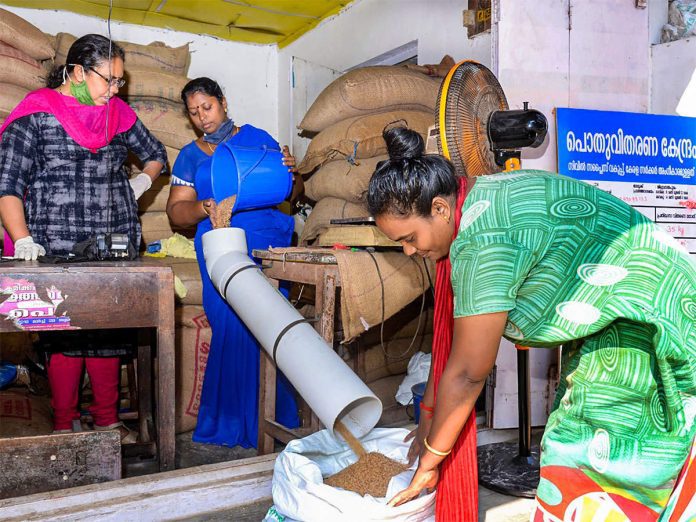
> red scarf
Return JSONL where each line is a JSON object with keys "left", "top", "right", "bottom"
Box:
{"left": 432, "top": 176, "right": 478, "bottom": 521}
{"left": 0, "top": 88, "right": 137, "bottom": 256}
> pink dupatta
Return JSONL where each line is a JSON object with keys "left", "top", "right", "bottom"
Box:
{"left": 0, "top": 88, "right": 137, "bottom": 256}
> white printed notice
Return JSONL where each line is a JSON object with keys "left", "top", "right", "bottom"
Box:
{"left": 557, "top": 108, "right": 696, "bottom": 258}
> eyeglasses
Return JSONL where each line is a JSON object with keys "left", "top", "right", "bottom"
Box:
{"left": 89, "top": 67, "right": 126, "bottom": 88}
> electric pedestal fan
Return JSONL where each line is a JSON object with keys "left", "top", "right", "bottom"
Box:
{"left": 435, "top": 60, "right": 548, "bottom": 498}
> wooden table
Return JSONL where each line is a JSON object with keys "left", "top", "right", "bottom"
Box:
{"left": 252, "top": 249, "right": 350, "bottom": 455}
{"left": 0, "top": 260, "right": 175, "bottom": 472}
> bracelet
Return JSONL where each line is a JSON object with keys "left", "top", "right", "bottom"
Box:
{"left": 423, "top": 437, "right": 451, "bottom": 457}
{"left": 419, "top": 403, "right": 434, "bottom": 413}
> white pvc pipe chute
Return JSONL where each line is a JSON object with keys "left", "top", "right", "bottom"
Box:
{"left": 202, "top": 228, "right": 383, "bottom": 438}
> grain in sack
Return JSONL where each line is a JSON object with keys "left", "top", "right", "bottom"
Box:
{"left": 305, "top": 155, "right": 388, "bottom": 204}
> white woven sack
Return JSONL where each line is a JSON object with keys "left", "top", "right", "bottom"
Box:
{"left": 272, "top": 427, "right": 435, "bottom": 522}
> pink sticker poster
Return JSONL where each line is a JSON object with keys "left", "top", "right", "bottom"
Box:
{"left": 0, "top": 277, "right": 76, "bottom": 331}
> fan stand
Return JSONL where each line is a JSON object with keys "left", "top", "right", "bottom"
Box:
{"left": 478, "top": 344, "right": 541, "bottom": 498}
{"left": 477, "top": 156, "right": 541, "bottom": 499}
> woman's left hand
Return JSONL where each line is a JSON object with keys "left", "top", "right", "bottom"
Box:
{"left": 282, "top": 145, "right": 297, "bottom": 173}
{"left": 387, "top": 464, "right": 439, "bottom": 507}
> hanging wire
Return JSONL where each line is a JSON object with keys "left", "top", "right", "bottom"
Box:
{"left": 364, "top": 249, "right": 429, "bottom": 361}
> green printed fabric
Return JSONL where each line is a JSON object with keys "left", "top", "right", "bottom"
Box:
{"left": 450, "top": 170, "right": 696, "bottom": 520}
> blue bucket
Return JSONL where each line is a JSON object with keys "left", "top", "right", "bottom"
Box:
{"left": 210, "top": 142, "right": 292, "bottom": 214}
{"left": 411, "top": 381, "right": 426, "bottom": 425}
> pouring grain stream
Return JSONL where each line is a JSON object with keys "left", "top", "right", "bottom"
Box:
{"left": 213, "top": 195, "right": 236, "bottom": 228}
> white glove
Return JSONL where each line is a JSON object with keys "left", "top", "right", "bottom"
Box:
{"left": 14, "top": 236, "right": 46, "bottom": 261}
{"left": 129, "top": 173, "right": 153, "bottom": 200}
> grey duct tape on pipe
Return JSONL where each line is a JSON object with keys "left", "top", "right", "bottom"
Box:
{"left": 222, "top": 263, "right": 260, "bottom": 298}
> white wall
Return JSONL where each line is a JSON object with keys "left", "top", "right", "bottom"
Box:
{"left": 651, "top": 37, "right": 696, "bottom": 115}
{"left": 277, "top": 0, "right": 492, "bottom": 149}
{"left": 0, "top": 4, "right": 279, "bottom": 138}
{"left": 497, "top": 0, "right": 650, "bottom": 172}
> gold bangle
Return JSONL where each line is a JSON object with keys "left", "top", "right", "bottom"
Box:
{"left": 423, "top": 437, "right": 451, "bottom": 457}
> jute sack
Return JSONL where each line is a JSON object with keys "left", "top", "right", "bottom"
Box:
{"left": 304, "top": 155, "right": 388, "bottom": 204}
{"left": 139, "top": 211, "right": 194, "bottom": 246}
{"left": 298, "top": 197, "right": 368, "bottom": 244}
{"left": 138, "top": 174, "right": 171, "bottom": 213}
{"left": 361, "top": 333, "right": 433, "bottom": 384}
{"left": 332, "top": 250, "right": 435, "bottom": 342}
{"left": 0, "top": 43, "right": 46, "bottom": 91}
{"left": 130, "top": 99, "right": 197, "bottom": 150}
{"left": 55, "top": 33, "right": 190, "bottom": 75}
{"left": 174, "top": 305, "right": 210, "bottom": 433}
{"left": 166, "top": 145, "right": 180, "bottom": 169}
{"left": 0, "top": 8, "right": 54, "bottom": 60}
{"left": 0, "top": 389, "right": 53, "bottom": 437}
{"left": 123, "top": 67, "right": 189, "bottom": 104}
{"left": 297, "top": 110, "right": 434, "bottom": 174}
{"left": 0, "top": 82, "right": 29, "bottom": 119}
{"left": 299, "top": 66, "right": 441, "bottom": 133}
{"left": 171, "top": 259, "right": 202, "bottom": 306}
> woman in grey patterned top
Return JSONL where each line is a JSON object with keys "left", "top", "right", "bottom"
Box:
{"left": 0, "top": 34, "right": 166, "bottom": 440}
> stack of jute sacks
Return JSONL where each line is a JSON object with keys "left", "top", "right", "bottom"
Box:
{"left": 296, "top": 66, "right": 442, "bottom": 421}
{"left": 0, "top": 8, "right": 54, "bottom": 126}
{"left": 297, "top": 65, "right": 441, "bottom": 244}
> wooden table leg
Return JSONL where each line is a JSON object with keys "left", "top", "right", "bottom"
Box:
{"left": 257, "top": 350, "right": 276, "bottom": 455}
{"left": 156, "top": 273, "right": 176, "bottom": 472}
{"left": 137, "top": 343, "right": 153, "bottom": 443}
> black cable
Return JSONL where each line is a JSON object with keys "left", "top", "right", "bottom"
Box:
{"left": 364, "top": 249, "right": 428, "bottom": 361}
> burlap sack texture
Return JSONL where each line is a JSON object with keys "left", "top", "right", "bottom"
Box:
{"left": 0, "top": 42, "right": 46, "bottom": 91}
{"left": 299, "top": 66, "right": 441, "bottom": 133}
{"left": 0, "top": 8, "right": 54, "bottom": 61}
{"left": 299, "top": 197, "right": 369, "bottom": 244}
{"left": 0, "top": 82, "right": 29, "bottom": 120}
{"left": 0, "top": 389, "right": 53, "bottom": 437}
{"left": 297, "top": 110, "right": 434, "bottom": 175}
{"left": 350, "top": 308, "right": 435, "bottom": 383}
{"left": 175, "top": 305, "right": 211, "bottom": 434}
{"left": 139, "top": 210, "right": 194, "bottom": 246}
{"left": 304, "top": 155, "right": 388, "bottom": 204}
{"left": 332, "top": 249, "right": 435, "bottom": 342}
{"left": 54, "top": 32, "right": 190, "bottom": 76}
{"left": 129, "top": 99, "right": 194, "bottom": 150}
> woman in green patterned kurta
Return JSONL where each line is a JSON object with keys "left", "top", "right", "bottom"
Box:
{"left": 371, "top": 128, "right": 695, "bottom": 520}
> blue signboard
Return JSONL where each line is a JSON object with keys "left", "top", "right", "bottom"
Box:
{"left": 557, "top": 108, "right": 696, "bottom": 257}
{"left": 557, "top": 108, "right": 696, "bottom": 186}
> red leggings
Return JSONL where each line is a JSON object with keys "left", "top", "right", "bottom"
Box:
{"left": 47, "top": 354, "right": 120, "bottom": 430}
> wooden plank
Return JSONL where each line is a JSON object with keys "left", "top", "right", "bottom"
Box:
{"left": 316, "top": 225, "right": 400, "bottom": 247}
{"left": 0, "top": 454, "right": 277, "bottom": 522}
{"left": 257, "top": 350, "right": 277, "bottom": 455}
{"left": 252, "top": 249, "right": 337, "bottom": 265}
{"left": 0, "top": 432, "right": 121, "bottom": 500}
{"left": 156, "top": 269, "right": 176, "bottom": 472}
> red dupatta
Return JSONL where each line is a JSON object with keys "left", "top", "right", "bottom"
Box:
{"left": 432, "top": 176, "right": 478, "bottom": 521}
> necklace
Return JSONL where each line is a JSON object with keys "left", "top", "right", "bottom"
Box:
{"left": 206, "top": 141, "right": 215, "bottom": 155}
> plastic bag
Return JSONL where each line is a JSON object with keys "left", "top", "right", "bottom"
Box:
{"left": 272, "top": 428, "right": 435, "bottom": 521}
{"left": 662, "top": 0, "right": 696, "bottom": 42}
{"left": 395, "top": 352, "right": 431, "bottom": 406}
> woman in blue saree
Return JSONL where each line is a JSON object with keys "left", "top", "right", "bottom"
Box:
{"left": 167, "top": 77, "right": 300, "bottom": 447}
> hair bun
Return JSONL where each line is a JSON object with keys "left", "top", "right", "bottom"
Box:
{"left": 383, "top": 127, "right": 424, "bottom": 161}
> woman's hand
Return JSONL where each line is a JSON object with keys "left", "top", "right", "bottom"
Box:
{"left": 406, "top": 413, "right": 433, "bottom": 466}
{"left": 388, "top": 463, "right": 439, "bottom": 507}
{"left": 202, "top": 199, "right": 220, "bottom": 227}
{"left": 282, "top": 145, "right": 297, "bottom": 173}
